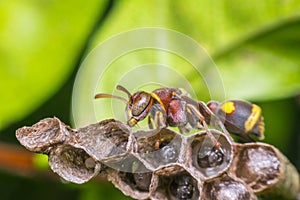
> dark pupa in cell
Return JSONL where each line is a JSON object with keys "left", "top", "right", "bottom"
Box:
{"left": 133, "top": 172, "right": 153, "bottom": 191}
{"left": 119, "top": 171, "right": 153, "bottom": 192}
{"left": 159, "top": 145, "right": 178, "bottom": 163}
{"left": 135, "top": 128, "right": 181, "bottom": 169}
{"left": 197, "top": 145, "right": 224, "bottom": 168}
{"left": 117, "top": 160, "right": 153, "bottom": 192}
{"left": 202, "top": 176, "right": 256, "bottom": 200}
{"left": 169, "top": 174, "right": 195, "bottom": 200}
{"left": 190, "top": 130, "right": 233, "bottom": 179}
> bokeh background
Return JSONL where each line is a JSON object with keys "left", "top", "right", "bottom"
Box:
{"left": 1, "top": 0, "right": 300, "bottom": 199}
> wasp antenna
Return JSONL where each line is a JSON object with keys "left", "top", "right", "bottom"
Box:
{"left": 94, "top": 93, "right": 128, "bottom": 104}
{"left": 116, "top": 85, "right": 132, "bottom": 98}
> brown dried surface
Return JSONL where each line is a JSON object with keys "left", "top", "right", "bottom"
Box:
{"left": 16, "top": 117, "right": 70, "bottom": 153}
{"left": 15, "top": 117, "right": 300, "bottom": 200}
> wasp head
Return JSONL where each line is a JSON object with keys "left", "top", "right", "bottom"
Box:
{"left": 95, "top": 85, "right": 154, "bottom": 127}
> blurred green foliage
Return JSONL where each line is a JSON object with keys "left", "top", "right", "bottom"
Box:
{"left": 0, "top": 0, "right": 108, "bottom": 130}
{"left": 1, "top": 0, "right": 300, "bottom": 200}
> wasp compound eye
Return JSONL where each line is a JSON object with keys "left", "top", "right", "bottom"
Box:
{"left": 132, "top": 92, "right": 151, "bottom": 116}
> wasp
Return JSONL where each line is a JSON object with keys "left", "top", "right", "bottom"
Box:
{"left": 95, "top": 85, "right": 265, "bottom": 148}
{"left": 95, "top": 85, "right": 225, "bottom": 148}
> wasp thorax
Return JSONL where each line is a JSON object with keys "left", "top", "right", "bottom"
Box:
{"left": 131, "top": 92, "right": 151, "bottom": 116}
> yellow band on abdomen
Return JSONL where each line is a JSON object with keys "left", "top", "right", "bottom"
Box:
{"left": 244, "top": 104, "right": 261, "bottom": 133}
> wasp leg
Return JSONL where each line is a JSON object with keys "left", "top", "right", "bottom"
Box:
{"left": 178, "top": 126, "right": 185, "bottom": 134}
{"left": 186, "top": 104, "right": 221, "bottom": 149}
{"left": 198, "top": 102, "right": 234, "bottom": 143}
{"left": 186, "top": 104, "right": 203, "bottom": 129}
{"left": 148, "top": 116, "right": 154, "bottom": 129}
{"left": 153, "top": 110, "right": 166, "bottom": 150}
{"left": 153, "top": 110, "right": 166, "bottom": 128}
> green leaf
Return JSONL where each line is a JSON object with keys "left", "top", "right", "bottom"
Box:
{"left": 213, "top": 18, "right": 300, "bottom": 100}
{"left": 0, "top": 0, "right": 108, "bottom": 130}
{"left": 90, "top": 0, "right": 300, "bottom": 101}
{"left": 78, "top": 182, "right": 133, "bottom": 200}
{"left": 33, "top": 154, "right": 49, "bottom": 171}
{"left": 73, "top": 0, "right": 300, "bottom": 128}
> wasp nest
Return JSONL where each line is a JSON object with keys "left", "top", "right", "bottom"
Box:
{"left": 16, "top": 118, "right": 300, "bottom": 199}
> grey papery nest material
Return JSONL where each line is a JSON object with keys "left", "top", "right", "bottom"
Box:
{"left": 16, "top": 117, "right": 300, "bottom": 200}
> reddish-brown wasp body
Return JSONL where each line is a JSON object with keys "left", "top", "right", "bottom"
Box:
{"left": 95, "top": 86, "right": 222, "bottom": 148}
{"left": 95, "top": 85, "right": 265, "bottom": 147}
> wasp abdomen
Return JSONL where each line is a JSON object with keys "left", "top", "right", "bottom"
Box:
{"left": 209, "top": 100, "right": 265, "bottom": 141}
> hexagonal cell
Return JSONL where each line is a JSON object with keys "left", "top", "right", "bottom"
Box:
{"left": 234, "top": 143, "right": 280, "bottom": 192}
{"left": 202, "top": 176, "right": 257, "bottom": 200}
{"left": 233, "top": 143, "right": 300, "bottom": 199}
{"left": 134, "top": 128, "right": 182, "bottom": 170}
{"left": 69, "top": 119, "right": 132, "bottom": 163}
{"left": 187, "top": 130, "right": 233, "bottom": 180}
{"left": 48, "top": 145, "right": 101, "bottom": 184}
{"left": 15, "top": 117, "right": 70, "bottom": 154}
{"left": 151, "top": 168, "right": 201, "bottom": 200}
{"left": 106, "top": 158, "right": 153, "bottom": 200}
